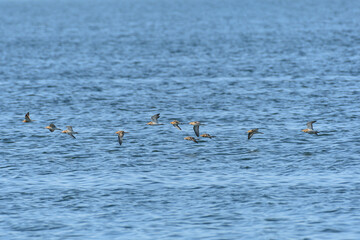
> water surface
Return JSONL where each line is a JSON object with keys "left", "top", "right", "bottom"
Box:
{"left": 1, "top": 0, "right": 360, "bottom": 239}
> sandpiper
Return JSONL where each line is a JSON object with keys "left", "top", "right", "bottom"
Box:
{"left": 200, "top": 133, "right": 215, "bottom": 138}
{"left": 170, "top": 120, "right": 181, "bottom": 130}
{"left": 247, "top": 128, "right": 263, "bottom": 140}
{"left": 45, "top": 123, "right": 61, "bottom": 132}
{"left": 189, "top": 121, "right": 203, "bottom": 137}
{"left": 302, "top": 121, "right": 319, "bottom": 135}
{"left": 23, "top": 112, "right": 34, "bottom": 122}
{"left": 115, "top": 130, "right": 129, "bottom": 145}
{"left": 147, "top": 113, "right": 163, "bottom": 125}
{"left": 184, "top": 136, "right": 198, "bottom": 143}
{"left": 62, "top": 126, "right": 78, "bottom": 138}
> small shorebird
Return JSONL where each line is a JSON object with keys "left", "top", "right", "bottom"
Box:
{"left": 23, "top": 112, "right": 34, "bottom": 122}
{"left": 147, "top": 113, "right": 163, "bottom": 125}
{"left": 302, "top": 121, "right": 319, "bottom": 135}
{"left": 45, "top": 123, "right": 61, "bottom": 132}
{"left": 247, "top": 128, "right": 263, "bottom": 140}
{"left": 184, "top": 136, "right": 198, "bottom": 143}
{"left": 170, "top": 120, "right": 181, "bottom": 130}
{"left": 189, "top": 121, "right": 203, "bottom": 137}
{"left": 115, "top": 130, "right": 129, "bottom": 145}
{"left": 62, "top": 126, "right": 78, "bottom": 138}
{"left": 200, "top": 133, "right": 215, "bottom": 139}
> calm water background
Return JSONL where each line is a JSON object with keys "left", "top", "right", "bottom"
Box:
{"left": 1, "top": 0, "right": 360, "bottom": 239}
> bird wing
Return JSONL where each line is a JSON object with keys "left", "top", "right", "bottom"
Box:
{"left": 174, "top": 124, "right": 181, "bottom": 130}
{"left": 306, "top": 121, "right": 316, "bottom": 130}
{"left": 49, "top": 128, "right": 55, "bottom": 132}
{"left": 193, "top": 125, "right": 200, "bottom": 137}
{"left": 25, "top": 112, "right": 31, "bottom": 121}
{"left": 193, "top": 138, "right": 198, "bottom": 143}
{"left": 248, "top": 132, "right": 254, "bottom": 140}
{"left": 118, "top": 135, "right": 123, "bottom": 145}
{"left": 49, "top": 123, "right": 56, "bottom": 128}
{"left": 70, "top": 133, "right": 76, "bottom": 139}
{"left": 67, "top": 126, "right": 73, "bottom": 131}
{"left": 151, "top": 114, "right": 160, "bottom": 123}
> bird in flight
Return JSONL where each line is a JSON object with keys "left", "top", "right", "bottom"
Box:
{"left": 115, "top": 130, "right": 129, "bottom": 145}
{"left": 147, "top": 113, "right": 163, "bottom": 125}
{"left": 62, "top": 126, "right": 78, "bottom": 138}
{"left": 200, "top": 133, "right": 215, "bottom": 139}
{"left": 301, "top": 121, "right": 319, "bottom": 135}
{"left": 189, "top": 121, "right": 203, "bottom": 137}
{"left": 45, "top": 123, "right": 61, "bottom": 132}
{"left": 23, "top": 112, "right": 34, "bottom": 122}
{"left": 184, "top": 136, "right": 198, "bottom": 143}
{"left": 170, "top": 120, "right": 182, "bottom": 130}
{"left": 247, "top": 128, "right": 263, "bottom": 140}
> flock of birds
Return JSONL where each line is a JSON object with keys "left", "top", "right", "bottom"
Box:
{"left": 23, "top": 112, "right": 320, "bottom": 145}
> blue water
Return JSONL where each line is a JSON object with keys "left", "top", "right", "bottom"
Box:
{"left": 1, "top": 0, "right": 360, "bottom": 239}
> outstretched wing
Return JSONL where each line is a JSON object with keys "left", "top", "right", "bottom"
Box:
{"left": 70, "top": 133, "right": 76, "bottom": 139}
{"left": 25, "top": 112, "right": 31, "bottom": 121}
{"left": 306, "top": 121, "right": 316, "bottom": 130}
{"left": 248, "top": 132, "right": 254, "bottom": 140}
{"left": 67, "top": 126, "right": 73, "bottom": 131}
{"left": 118, "top": 135, "right": 123, "bottom": 145}
{"left": 174, "top": 124, "right": 181, "bottom": 130}
{"left": 193, "top": 125, "right": 200, "bottom": 137}
{"left": 151, "top": 114, "right": 160, "bottom": 123}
